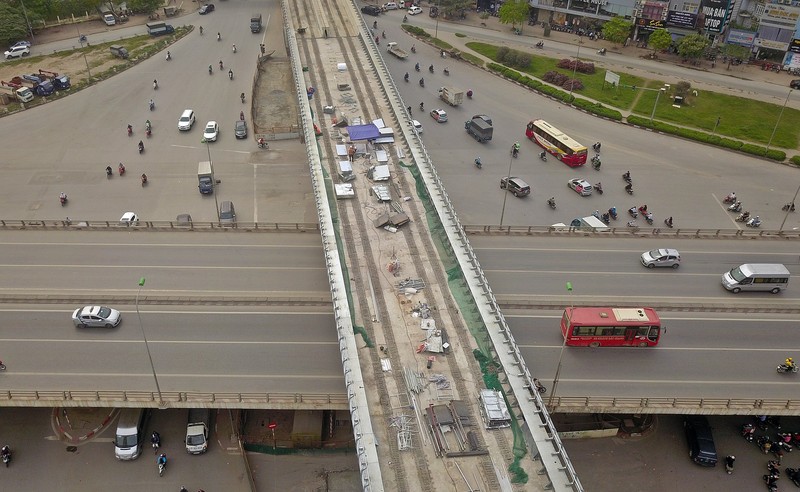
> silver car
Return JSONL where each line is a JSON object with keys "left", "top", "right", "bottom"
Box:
{"left": 72, "top": 306, "right": 122, "bottom": 328}
{"left": 641, "top": 248, "right": 681, "bottom": 269}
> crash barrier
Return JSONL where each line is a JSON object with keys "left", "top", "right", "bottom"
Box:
{"left": 361, "top": 18, "right": 582, "bottom": 492}
{"left": 462, "top": 224, "right": 800, "bottom": 239}
{"left": 0, "top": 390, "right": 349, "bottom": 409}
{"left": 284, "top": 2, "right": 384, "bottom": 491}
{"left": 549, "top": 396, "right": 800, "bottom": 415}
{"left": 0, "top": 219, "right": 320, "bottom": 232}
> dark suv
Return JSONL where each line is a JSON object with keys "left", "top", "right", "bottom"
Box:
{"left": 361, "top": 5, "right": 381, "bottom": 16}
{"left": 684, "top": 416, "right": 717, "bottom": 466}
{"left": 791, "top": 79, "right": 800, "bottom": 89}
{"left": 500, "top": 176, "right": 531, "bottom": 197}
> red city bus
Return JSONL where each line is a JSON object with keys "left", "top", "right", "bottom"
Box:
{"left": 525, "top": 120, "right": 588, "bottom": 167}
{"left": 561, "top": 307, "right": 662, "bottom": 347}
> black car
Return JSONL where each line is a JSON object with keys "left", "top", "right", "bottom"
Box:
{"left": 234, "top": 120, "right": 248, "bottom": 139}
{"left": 684, "top": 416, "right": 718, "bottom": 467}
{"left": 361, "top": 5, "right": 381, "bottom": 16}
{"left": 199, "top": 4, "right": 214, "bottom": 14}
{"left": 791, "top": 79, "right": 800, "bottom": 89}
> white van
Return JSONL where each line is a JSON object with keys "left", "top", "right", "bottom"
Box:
{"left": 114, "top": 409, "right": 149, "bottom": 460}
{"left": 178, "top": 109, "right": 196, "bottom": 131}
{"left": 722, "top": 263, "right": 790, "bottom": 294}
{"left": 103, "top": 12, "right": 116, "bottom": 26}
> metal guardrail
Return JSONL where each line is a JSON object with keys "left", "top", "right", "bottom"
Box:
{"left": 0, "top": 390, "right": 349, "bottom": 409}
{"left": 549, "top": 396, "right": 800, "bottom": 415}
{"left": 461, "top": 224, "right": 800, "bottom": 239}
{"left": 0, "top": 219, "right": 321, "bottom": 232}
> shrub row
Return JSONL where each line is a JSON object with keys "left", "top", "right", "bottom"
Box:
{"left": 543, "top": 71, "right": 584, "bottom": 91}
{"left": 627, "top": 116, "right": 787, "bottom": 161}
{"left": 790, "top": 155, "right": 800, "bottom": 167}
{"left": 403, "top": 25, "right": 430, "bottom": 38}
{"left": 556, "top": 59, "right": 596, "bottom": 74}
{"left": 487, "top": 63, "right": 623, "bottom": 121}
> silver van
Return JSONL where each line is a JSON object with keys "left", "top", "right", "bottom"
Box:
{"left": 722, "top": 263, "right": 790, "bottom": 294}
{"left": 219, "top": 201, "right": 236, "bottom": 226}
{"left": 114, "top": 408, "right": 150, "bottom": 460}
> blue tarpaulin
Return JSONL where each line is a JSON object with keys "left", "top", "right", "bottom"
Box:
{"left": 346, "top": 124, "right": 381, "bottom": 141}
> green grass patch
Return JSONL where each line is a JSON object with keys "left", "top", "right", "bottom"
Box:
{"left": 632, "top": 85, "right": 800, "bottom": 148}
{"left": 467, "top": 42, "right": 643, "bottom": 110}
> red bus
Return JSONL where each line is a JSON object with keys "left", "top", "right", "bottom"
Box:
{"left": 525, "top": 120, "right": 588, "bottom": 167}
{"left": 561, "top": 307, "right": 661, "bottom": 347}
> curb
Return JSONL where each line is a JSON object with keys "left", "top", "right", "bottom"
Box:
{"left": 55, "top": 407, "right": 117, "bottom": 444}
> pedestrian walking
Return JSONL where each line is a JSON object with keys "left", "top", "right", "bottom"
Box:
{"left": 348, "top": 145, "right": 356, "bottom": 162}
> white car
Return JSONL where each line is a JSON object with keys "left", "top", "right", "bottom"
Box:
{"left": 412, "top": 119, "right": 423, "bottom": 133}
{"left": 430, "top": 109, "right": 448, "bottom": 123}
{"left": 72, "top": 306, "right": 122, "bottom": 328}
{"left": 203, "top": 121, "right": 219, "bottom": 141}
{"left": 567, "top": 178, "right": 593, "bottom": 196}
{"left": 641, "top": 248, "right": 681, "bottom": 269}
{"left": 120, "top": 212, "right": 139, "bottom": 225}
{"left": 408, "top": 6, "right": 423, "bottom": 15}
{"left": 4, "top": 45, "right": 30, "bottom": 59}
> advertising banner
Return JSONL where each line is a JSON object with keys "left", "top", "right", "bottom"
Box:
{"left": 699, "top": 0, "right": 731, "bottom": 33}
{"left": 754, "top": 38, "right": 789, "bottom": 51}
{"left": 727, "top": 29, "right": 755, "bottom": 46}
{"left": 636, "top": 18, "right": 666, "bottom": 31}
{"left": 791, "top": 38, "right": 800, "bottom": 54}
{"left": 666, "top": 11, "right": 697, "bottom": 29}
{"left": 762, "top": 5, "right": 800, "bottom": 27}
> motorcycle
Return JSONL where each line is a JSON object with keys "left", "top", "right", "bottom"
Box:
{"left": 118, "top": 163, "right": 126, "bottom": 176}
{"left": 141, "top": 173, "right": 148, "bottom": 186}
{"left": 258, "top": 138, "right": 269, "bottom": 149}
{"left": 728, "top": 201, "right": 742, "bottom": 212}
{"left": 539, "top": 151, "right": 547, "bottom": 162}
{"left": 59, "top": 193, "right": 68, "bottom": 206}
{"left": 535, "top": 41, "right": 544, "bottom": 48}
{"left": 547, "top": 198, "right": 556, "bottom": 210}
{"left": 723, "top": 194, "right": 737, "bottom": 204}
{"left": 625, "top": 184, "right": 633, "bottom": 195}
{"left": 127, "top": 125, "right": 133, "bottom": 137}
{"left": 597, "top": 48, "right": 606, "bottom": 55}
{"left": 783, "top": 202, "right": 796, "bottom": 212}
{"left": 592, "top": 142, "right": 601, "bottom": 153}
{"left": 595, "top": 182, "right": 603, "bottom": 194}
{"left": 138, "top": 141, "right": 145, "bottom": 154}
{"left": 428, "top": 64, "right": 434, "bottom": 73}
{"left": 608, "top": 207, "right": 617, "bottom": 220}
{"left": 777, "top": 363, "right": 799, "bottom": 374}
{"left": 591, "top": 156, "right": 601, "bottom": 170}
{"left": 415, "top": 63, "right": 420, "bottom": 72}
{"left": 419, "top": 78, "right": 424, "bottom": 87}
{"left": 628, "top": 207, "right": 638, "bottom": 218}
{"left": 404, "top": 73, "right": 409, "bottom": 82}
{"left": 474, "top": 157, "right": 482, "bottom": 169}
{"left": 622, "top": 172, "right": 632, "bottom": 183}
{"left": 106, "top": 166, "right": 113, "bottom": 178}
{"left": 746, "top": 216, "right": 762, "bottom": 228}
{"left": 466, "top": 90, "right": 473, "bottom": 99}
{"left": 228, "top": 70, "right": 234, "bottom": 80}
{"left": 735, "top": 212, "right": 750, "bottom": 222}
{"left": 443, "top": 68, "right": 450, "bottom": 76}
{"left": 742, "top": 423, "right": 756, "bottom": 442}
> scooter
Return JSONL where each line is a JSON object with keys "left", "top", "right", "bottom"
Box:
{"left": 228, "top": 70, "right": 234, "bottom": 80}
{"left": 60, "top": 194, "right": 68, "bottom": 206}
{"left": 428, "top": 64, "right": 434, "bottom": 73}
{"left": 419, "top": 78, "right": 425, "bottom": 87}
{"left": 535, "top": 41, "right": 544, "bottom": 48}
{"left": 597, "top": 48, "right": 606, "bottom": 55}
{"left": 664, "top": 218, "right": 673, "bottom": 228}
{"left": 127, "top": 125, "right": 133, "bottom": 137}
{"left": 539, "top": 151, "right": 547, "bottom": 162}
{"left": 474, "top": 158, "right": 482, "bottom": 169}
{"left": 138, "top": 142, "right": 145, "bottom": 154}
{"left": 625, "top": 184, "right": 633, "bottom": 195}
{"left": 628, "top": 207, "right": 638, "bottom": 218}
{"left": 594, "top": 182, "right": 603, "bottom": 194}
{"left": 608, "top": 207, "right": 617, "bottom": 220}
{"left": 466, "top": 90, "right": 473, "bottom": 99}
{"left": 547, "top": 198, "right": 556, "bottom": 209}
{"left": 141, "top": 173, "right": 148, "bottom": 186}
{"left": 746, "top": 216, "right": 762, "bottom": 228}
{"left": 777, "top": 363, "right": 799, "bottom": 374}
{"left": 118, "top": 163, "right": 126, "bottom": 176}
{"left": 443, "top": 68, "right": 450, "bottom": 76}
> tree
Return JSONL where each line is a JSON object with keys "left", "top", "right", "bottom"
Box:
{"left": 677, "top": 34, "right": 709, "bottom": 61}
{"left": 498, "top": 0, "right": 529, "bottom": 30}
{"left": 438, "top": 0, "right": 472, "bottom": 19}
{"left": 719, "top": 43, "right": 751, "bottom": 69}
{"left": 0, "top": 3, "right": 30, "bottom": 46}
{"left": 128, "top": 0, "right": 163, "bottom": 14}
{"left": 601, "top": 17, "right": 632, "bottom": 45}
{"left": 648, "top": 29, "right": 671, "bottom": 56}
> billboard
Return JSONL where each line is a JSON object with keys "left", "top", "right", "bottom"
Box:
{"left": 666, "top": 11, "right": 698, "bottom": 29}
{"left": 726, "top": 29, "right": 755, "bottom": 47}
{"left": 699, "top": 0, "right": 731, "bottom": 33}
{"left": 636, "top": 18, "right": 666, "bottom": 31}
{"left": 762, "top": 5, "right": 800, "bottom": 27}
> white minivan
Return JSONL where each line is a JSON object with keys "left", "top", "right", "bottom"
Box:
{"left": 722, "top": 263, "right": 790, "bottom": 294}
{"left": 178, "top": 109, "right": 196, "bottom": 131}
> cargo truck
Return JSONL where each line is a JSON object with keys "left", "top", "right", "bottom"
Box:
{"left": 198, "top": 161, "right": 215, "bottom": 194}
{"left": 465, "top": 117, "right": 493, "bottom": 143}
{"left": 12, "top": 76, "right": 54, "bottom": 96}
{"left": 438, "top": 86, "right": 463, "bottom": 106}
{"left": 386, "top": 42, "right": 409, "bottom": 59}
{"left": 0, "top": 81, "right": 34, "bottom": 102}
{"left": 38, "top": 69, "right": 71, "bottom": 90}
{"left": 185, "top": 409, "right": 211, "bottom": 454}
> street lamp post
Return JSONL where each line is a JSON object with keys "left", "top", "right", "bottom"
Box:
{"left": 766, "top": 89, "right": 792, "bottom": 155}
{"left": 779, "top": 183, "right": 800, "bottom": 232}
{"left": 135, "top": 277, "right": 163, "bottom": 405}
{"left": 568, "top": 40, "right": 582, "bottom": 99}
{"left": 548, "top": 281, "right": 573, "bottom": 407}
{"left": 499, "top": 147, "right": 515, "bottom": 226}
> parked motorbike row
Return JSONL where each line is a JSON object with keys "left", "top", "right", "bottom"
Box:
{"left": 737, "top": 419, "right": 800, "bottom": 490}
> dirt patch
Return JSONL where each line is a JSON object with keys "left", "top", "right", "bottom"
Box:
{"left": 252, "top": 57, "right": 301, "bottom": 138}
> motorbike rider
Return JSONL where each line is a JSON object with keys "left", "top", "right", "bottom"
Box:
{"left": 151, "top": 431, "right": 160, "bottom": 448}
{"left": 725, "top": 192, "right": 736, "bottom": 202}
{"left": 512, "top": 142, "right": 520, "bottom": 157}
{"left": 219, "top": 60, "right": 224, "bottom": 70}
{"left": 228, "top": 69, "right": 234, "bottom": 79}
{"left": 547, "top": 197, "right": 556, "bottom": 207}
{"left": 157, "top": 453, "right": 167, "bottom": 468}
{"left": 381, "top": 30, "right": 386, "bottom": 39}
{"left": 146, "top": 119, "right": 152, "bottom": 131}
{"left": 199, "top": 26, "right": 203, "bottom": 35}
{"left": 153, "top": 79, "right": 158, "bottom": 90}
{"left": 623, "top": 170, "right": 631, "bottom": 182}
{"left": 428, "top": 64, "right": 434, "bottom": 73}
{"left": 208, "top": 64, "right": 213, "bottom": 74}
{"left": 415, "top": 62, "right": 420, "bottom": 71}
{"left": 403, "top": 14, "right": 407, "bottom": 22}
{"left": 240, "top": 111, "right": 245, "bottom": 121}
{"left": 373, "top": 20, "right": 377, "bottom": 29}
{"left": 127, "top": 124, "right": 133, "bottom": 135}
{"left": 217, "top": 32, "right": 221, "bottom": 41}
{"left": 166, "top": 51, "right": 171, "bottom": 60}
{"left": 1, "top": 446, "right": 9, "bottom": 461}
{"left": 59, "top": 192, "right": 67, "bottom": 202}
{"left": 786, "top": 357, "right": 796, "bottom": 371}
{"left": 258, "top": 137, "right": 267, "bottom": 148}
{"left": 411, "top": 44, "right": 416, "bottom": 53}
{"left": 725, "top": 455, "right": 735, "bottom": 473}
{"left": 474, "top": 157, "right": 482, "bottom": 168}
{"left": 665, "top": 216, "right": 673, "bottom": 227}
{"left": 241, "top": 92, "right": 246, "bottom": 103}
{"left": 138, "top": 140, "right": 145, "bottom": 152}
{"left": 419, "top": 102, "right": 424, "bottom": 111}
{"left": 118, "top": 162, "right": 125, "bottom": 174}
{"left": 404, "top": 72, "right": 409, "bottom": 82}
{"left": 419, "top": 78, "right": 424, "bottom": 87}
{"left": 539, "top": 150, "right": 547, "bottom": 160}
{"left": 593, "top": 141, "right": 601, "bottom": 151}
{"left": 141, "top": 173, "right": 148, "bottom": 184}
{"left": 106, "top": 165, "right": 113, "bottom": 176}
{"left": 232, "top": 44, "right": 237, "bottom": 53}
{"left": 625, "top": 182, "right": 633, "bottom": 193}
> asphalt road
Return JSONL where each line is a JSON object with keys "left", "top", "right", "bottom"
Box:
{"left": 379, "top": 13, "right": 800, "bottom": 229}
